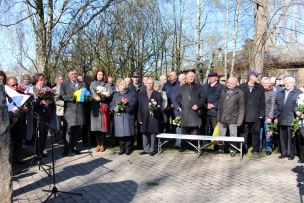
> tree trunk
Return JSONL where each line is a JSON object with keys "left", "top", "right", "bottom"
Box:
{"left": 0, "top": 81, "right": 12, "bottom": 203}
{"left": 224, "top": 0, "right": 229, "bottom": 79}
{"left": 230, "top": 0, "right": 241, "bottom": 77}
{"left": 196, "top": 0, "right": 201, "bottom": 82}
{"left": 251, "top": 0, "right": 268, "bottom": 74}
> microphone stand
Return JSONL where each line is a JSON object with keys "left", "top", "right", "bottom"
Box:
{"left": 7, "top": 94, "right": 82, "bottom": 202}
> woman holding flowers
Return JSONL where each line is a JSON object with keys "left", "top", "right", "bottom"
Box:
{"left": 90, "top": 69, "right": 112, "bottom": 152}
{"left": 295, "top": 94, "right": 304, "bottom": 163}
{"left": 24, "top": 73, "right": 54, "bottom": 160}
{"left": 110, "top": 79, "right": 137, "bottom": 155}
{"left": 137, "top": 78, "right": 162, "bottom": 156}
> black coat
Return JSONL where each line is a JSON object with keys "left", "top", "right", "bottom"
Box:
{"left": 137, "top": 90, "right": 162, "bottom": 134}
{"left": 275, "top": 87, "right": 302, "bottom": 126}
{"left": 239, "top": 82, "right": 265, "bottom": 122}
{"left": 176, "top": 82, "right": 206, "bottom": 127}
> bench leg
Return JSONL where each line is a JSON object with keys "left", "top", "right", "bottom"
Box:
{"left": 158, "top": 138, "right": 161, "bottom": 155}
{"left": 240, "top": 143, "right": 243, "bottom": 161}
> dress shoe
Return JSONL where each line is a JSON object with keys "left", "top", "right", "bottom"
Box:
{"left": 139, "top": 151, "right": 148, "bottom": 155}
{"left": 118, "top": 149, "right": 125, "bottom": 155}
{"left": 126, "top": 150, "right": 132, "bottom": 155}
{"left": 15, "top": 160, "right": 25, "bottom": 165}
{"left": 288, "top": 155, "right": 295, "bottom": 160}
{"left": 72, "top": 149, "right": 81, "bottom": 155}
{"left": 99, "top": 145, "right": 105, "bottom": 152}
{"left": 179, "top": 148, "right": 185, "bottom": 152}
{"left": 213, "top": 150, "right": 224, "bottom": 154}
{"left": 278, "top": 155, "right": 287, "bottom": 159}
{"left": 149, "top": 152, "right": 156, "bottom": 156}
{"left": 62, "top": 151, "right": 68, "bottom": 157}
{"left": 95, "top": 145, "right": 100, "bottom": 152}
{"left": 266, "top": 151, "right": 272, "bottom": 155}
{"left": 298, "top": 160, "right": 304, "bottom": 163}
{"left": 230, "top": 150, "right": 236, "bottom": 157}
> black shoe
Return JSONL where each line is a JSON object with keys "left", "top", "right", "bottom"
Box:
{"left": 213, "top": 150, "right": 224, "bottom": 154}
{"left": 72, "top": 149, "right": 81, "bottom": 155}
{"left": 288, "top": 155, "right": 295, "bottom": 160}
{"left": 126, "top": 150, "right": 132, "bottom": 155}
{"left": 139, "top": 151, "right": 148, "bottom": 155}
{"left": 298, "top": 160, "right": 304, "bottom": 163}
{"left": 179, "top": 148, "right": 185, "bottom": 152}
{"left": 149, "top": 152, "right": 156, "bottom": 156}
{"left": 266, "top": 151, "right": 272, "bottom": 155}
{"left": 278, "top": 155, "right": 287, "bottom": 159}
{"left": 230, "top": 150, "right": 236, "bottom": 157}
{"left": 252, "top": 151, "right": 259, "bottom": 158}
{"left": 25, "top": 140, "right": 34, "bottom": 146}
{"left": 63, "top": 151, "right": 68, "bottom": 157}
{"left": 118, "top": 149, "right": 125, "bottom": 155}
{"left": 15, "top": 160, "right": 25, "bottom": 165}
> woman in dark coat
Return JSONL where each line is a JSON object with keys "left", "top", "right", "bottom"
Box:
{"left": 110, "top": 79, "right": 137, "bottom": 155}
{"left": 90, "top": 69, "right": 112, "bottom": 152}
{"left": 25, "top": 74, "right": 54, "bottom": 160}
{"left": 137, "top": 78, "right": 162, "bottom": 156}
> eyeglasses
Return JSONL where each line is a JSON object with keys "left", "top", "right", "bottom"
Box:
{"left": 11, "top": 84, "right": 18, "bottom": 87}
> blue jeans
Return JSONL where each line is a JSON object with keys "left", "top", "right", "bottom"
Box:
{"left": 259, "top": 119, "right": 272, "bottom": 152}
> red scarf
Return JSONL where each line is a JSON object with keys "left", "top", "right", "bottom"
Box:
{"left": 101, "top": 104, "right": 108, "bottom": 132}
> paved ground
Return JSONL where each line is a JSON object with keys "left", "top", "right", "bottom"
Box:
{"left": 12, "top": 139, "right": 304, "bottom": 203}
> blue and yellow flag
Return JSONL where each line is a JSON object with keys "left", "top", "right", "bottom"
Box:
{"left": 73, "top": 88, "right": 92, "bottom": 102}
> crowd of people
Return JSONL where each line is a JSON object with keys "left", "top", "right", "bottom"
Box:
{"left": 1, "top": 67, "right": 304, "bottom": 165}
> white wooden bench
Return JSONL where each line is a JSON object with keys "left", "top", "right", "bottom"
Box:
{"left": 156, "top": 133, "right": 245, "bottom": 160}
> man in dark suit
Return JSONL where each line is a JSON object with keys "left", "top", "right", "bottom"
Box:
{"left": 176, "top": 71, "right": 206, "bottom": 152}
{"left": 274, "top": 76, "right": 302, "bottom": 160}
{"left": 137, "top": 78, "right": 162, "bottom": 156}
{"left": 239, "top": 70, "right": 265, "bottom": 157}
{"left": 60, "top": 68, "right": 87, "bottom": 156}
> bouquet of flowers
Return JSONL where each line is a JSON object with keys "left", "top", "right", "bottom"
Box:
{"left": 267, "top": 123, "right": 278, "bottom": 135}
{"left": 148, "top": 99, "right": 159, "bottom": 118}
{"left": 291, "top": 104, "right": 304, "bottom": 137}
{"left": 114, "top": 97, "right": 128, "bottom": 116}
{"left": 35, "top": 88, "right": 55, "bottom": 101}
{"left": 172, "top": 116, "right": 181, "bottom": 126}
{"left": 95, "top": 86, "right": 111, "bottom": 100}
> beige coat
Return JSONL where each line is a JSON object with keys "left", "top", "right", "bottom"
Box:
{"left": 53, "top": 85, "right": 64, "bottom": 116}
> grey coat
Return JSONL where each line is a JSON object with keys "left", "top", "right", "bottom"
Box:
{"left": 176, "top": 82, "right": 206, "bottom": 127}
{"left": 217, "top": 88, "right": 245, "bottom": 125}
{"left": 110, "top": 88, "right": 137, "bottom": 137}
{"left": 59, "top": 80, "right": 87, "bottom": 126}
{"left": 89, "top": 81, "right": 113, "bottom": 132}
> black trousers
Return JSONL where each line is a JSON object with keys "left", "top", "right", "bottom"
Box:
{"left": 279, "top": 125, "right": 295, "bottom": 156}
{"left": 64, "top": 125, "right": 81, "bottom": 152}
{"left": 201, "top": 115, "right": 217, "bottom": 135}
{"left": 11, "top": 119, "right": 26, "bottom": 162}
{"left": 56, "top": 116, "right": 67, "bottom": 141}
{"left": 95, "top": 131, "right": 106, "bottom": 146}
{"left": 181, "top": 126, "right": 200, "bottom": 148}
{"left": 34, "top": 106, "right": 50, "bottom": 157}
{"left": 118, "top": 136, "right": 132, "bottom": 151}
{"left": 239, "top": 121, "right": 260, "bottom": 152}
{"left": 297, "top": 128, "right": 304, "bottom": 161}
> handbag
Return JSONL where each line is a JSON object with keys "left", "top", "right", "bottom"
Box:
{"left": 211, "top": 122, "right": 220, "bottom": 145}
